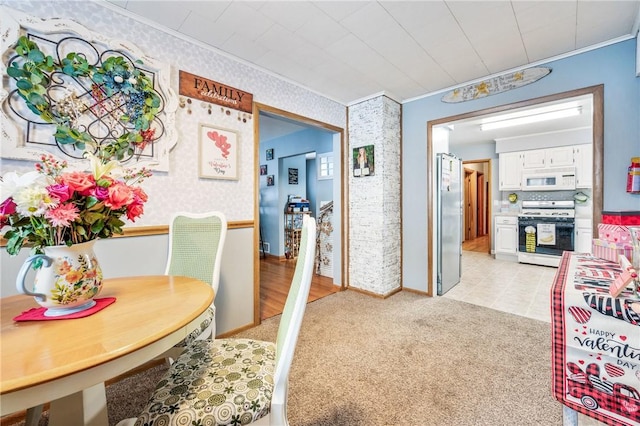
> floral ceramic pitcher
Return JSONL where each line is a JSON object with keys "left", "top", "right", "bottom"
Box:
{"left": 16, "top": 240, "right": 103, "bottom": 317}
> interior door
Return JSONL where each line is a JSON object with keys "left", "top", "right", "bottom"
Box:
{"left": 477, "top": 173, "right": 485, "bottom": 236}
{"left": 464, "top": 169, "right": 477, "bottom": 241}
{"left": 464, "top": 170, "right": 471, "bottom": 241}
{"left": 461, "top": 160, "right": 491, "bottom": 253}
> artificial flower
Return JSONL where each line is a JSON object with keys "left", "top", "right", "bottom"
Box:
{"left": 0, "top": 198, "right": 17, "bottom": 228}
{"left": 45, "top": 203, "right": 79, "bottom": 227}
{"left": 47, "top": 183, "right": 72, "bottom": 203}
{"left": 60, "top": 171, "right": 95, "bottom": 194}
{"left": 0, "top": 170, "right": 45, "bottom": 200}
{"left": 86, "top": 152, "right": 121, "bottom": 180}
{"left": 13, "top": 184, "right": 56, "bottom": 217}
{"left": 105, "top": 182, "right": 134, "bottom": 210}
{"left": 126, "top": 201, "right": 145, "bottom": 222}
{"left": 1, "top": 153, "right": 151, "bottom": 256}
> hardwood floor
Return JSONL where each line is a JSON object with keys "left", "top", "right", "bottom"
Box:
{"left": 261, "top": 233, "right": 490, "bottom": 321}
{"left": 260, "top": 255, "right": 339, "bottom": 320}
{"left": 462, "top": 234, "right": 490, "bottom": 253}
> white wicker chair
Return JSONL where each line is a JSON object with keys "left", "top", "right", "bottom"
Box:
{"left": 161, "top": 211, "right": 227, "bottom": 361}
{"left": 117, "top": 215, "right": 316, "bottom": 426}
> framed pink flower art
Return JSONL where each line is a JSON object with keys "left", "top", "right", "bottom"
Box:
{"left": 198, "top": 124, "right": 239, "bottom": 180}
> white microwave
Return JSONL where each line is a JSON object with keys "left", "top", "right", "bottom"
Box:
{"left": 522, "top": 167, "right": 576, "bottom": 191}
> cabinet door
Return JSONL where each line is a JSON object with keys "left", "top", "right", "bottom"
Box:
{"left": 546, "top": 146, "right": 575, "bottom": 167}
{"left": 495, "top": 217, "right": 518, "bottom": 254}
{"left": 499, "top": 152, "right": 521, "bottom": 190}
{"left": 523, "top": 146, "right": 575, "bottom": 169}
{"left": 573, "top": 144, "right": 593, "bottom": 188}
{"left": 574, "top": 218, "right": 593, "bottom": 254}
{"left": 522, "top": 149, "right": 546, "bottom": 169}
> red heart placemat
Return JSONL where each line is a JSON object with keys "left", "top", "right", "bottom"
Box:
{"left": 13, "top": 297, "right": 116, "bottom": 322}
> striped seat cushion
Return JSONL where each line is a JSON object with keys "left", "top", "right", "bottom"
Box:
{"left": 134, "top": 338, "right": 275, "bottom": 426}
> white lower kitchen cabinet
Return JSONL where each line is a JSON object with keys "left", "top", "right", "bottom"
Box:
{"left": 574, "top": 218, "right": 593, "bottom": 254}
{"left": 495, "top": 215, "right": 518, "bottom": 261}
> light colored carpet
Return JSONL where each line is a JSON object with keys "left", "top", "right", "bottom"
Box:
{"left": 11, "top": 290, "right": 564, "bottom": 425}
{"left": 233, "top": 290, "right": 561, "bottom": 426}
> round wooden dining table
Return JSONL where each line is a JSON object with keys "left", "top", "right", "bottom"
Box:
{"left": 0, "top": 275, "right": 214, "bottom": 426}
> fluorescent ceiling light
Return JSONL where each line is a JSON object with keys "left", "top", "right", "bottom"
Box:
{"left": 480, "top": 106, "right": 582, "bottom": 131}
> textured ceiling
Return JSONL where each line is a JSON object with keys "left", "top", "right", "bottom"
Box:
{"left": 105, "top": 0, "right": 640, "bottom": 105}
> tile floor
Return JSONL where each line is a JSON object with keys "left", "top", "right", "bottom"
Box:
{"left": 442, "top": 250, "right": 557, "bottom": 323}
{"left": 442, "top": 250, "right": 606, "bottom": 426}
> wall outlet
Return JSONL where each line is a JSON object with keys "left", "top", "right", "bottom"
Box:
{"left": 262, "top": 242, "right": 270, "bottom": 253}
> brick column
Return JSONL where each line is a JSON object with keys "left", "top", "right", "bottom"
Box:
{"left": 347, "top": 95, "right": 401, "bottom": 296}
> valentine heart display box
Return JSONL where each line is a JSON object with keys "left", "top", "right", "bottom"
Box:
{"left": 592, "top": 238, "right": 634, "bottom": 263}
{"left": 597, "top": 224, "right": 632, "bottom": 244}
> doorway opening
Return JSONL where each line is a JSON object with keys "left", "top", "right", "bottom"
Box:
{"left": 462, "top": 159, "right": 491, "bottom": 254}
{"left": 254, "top": 103, "right": 345, "bottom": 323}
{"left": 427, "top": 85, "right": 604, "bottom": 296}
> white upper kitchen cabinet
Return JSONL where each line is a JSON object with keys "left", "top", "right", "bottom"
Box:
{"left": 499, "top": 152, "right": 522, "bottom": 190}
{"left": 546, "top": 146, "right": 576, "bottom": 167}
{"left": 522, "top": 149, "right": 546, "bottom": 169}
{"left": 573, "top": 144, "right": 593, "bottom": 188}
{"left": 523, "top": 146, "right": 575, "bottom": 169}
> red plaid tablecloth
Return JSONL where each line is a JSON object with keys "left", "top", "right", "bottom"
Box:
{"left": 551, "top": 252, "right": 640, "bottom": 425}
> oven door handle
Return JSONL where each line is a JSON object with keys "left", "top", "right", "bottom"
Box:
{"left": 518, "top": 221, "right": 574, "bottom": 226}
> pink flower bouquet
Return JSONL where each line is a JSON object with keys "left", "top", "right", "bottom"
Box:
{"left": 1, "top": 153, "right": 151, "bottom": 255}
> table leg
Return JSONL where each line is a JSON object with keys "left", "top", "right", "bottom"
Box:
{"left": 48, "top": 382, "right": 108, "bottom": 426}
{"left": 562, "top": 405, "right": 578, "bottom": 426}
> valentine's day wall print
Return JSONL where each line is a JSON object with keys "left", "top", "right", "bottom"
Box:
{"left": 198, "top": 123, "right": 238, "bottom": 180}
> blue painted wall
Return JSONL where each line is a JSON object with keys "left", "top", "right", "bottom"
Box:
{"left": 402, "top": 38, "right": 640, "bottom": 291}
{"left": 259, "top": 128, "right": 333, "bottom": 256}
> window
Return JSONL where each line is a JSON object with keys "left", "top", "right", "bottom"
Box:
{"left": 317, "top": 152, "right": 334, "bottom": 180}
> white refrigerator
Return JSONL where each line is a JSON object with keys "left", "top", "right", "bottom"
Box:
{"left": 436, "top": 153, "right": 463, "bottom": 295}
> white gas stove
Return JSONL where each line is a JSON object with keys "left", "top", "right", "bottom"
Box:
{"left": 519, "top": 200, "right": 576, "bottom": 218}
{"left": 517, "top": 200, "right": 576, "bottom": 267}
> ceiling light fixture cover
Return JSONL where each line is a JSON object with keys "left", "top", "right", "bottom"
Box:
{"left": 480, "top": 107, "right": 582, "bottom": 131}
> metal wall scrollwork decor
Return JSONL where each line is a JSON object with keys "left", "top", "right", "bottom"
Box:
{"left": 0, "top": 6, "right": 178, "bottom": 171}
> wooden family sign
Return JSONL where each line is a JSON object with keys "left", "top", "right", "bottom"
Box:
{"left": 179, "top": 70, "right": 253, "bottom": 113}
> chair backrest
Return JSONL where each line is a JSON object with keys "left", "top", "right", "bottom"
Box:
{"left": 164, "top": 211, "right": 227, "bottom": 295}
{"left": 270, "top": 215, "right": 316, "bottom": 424}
